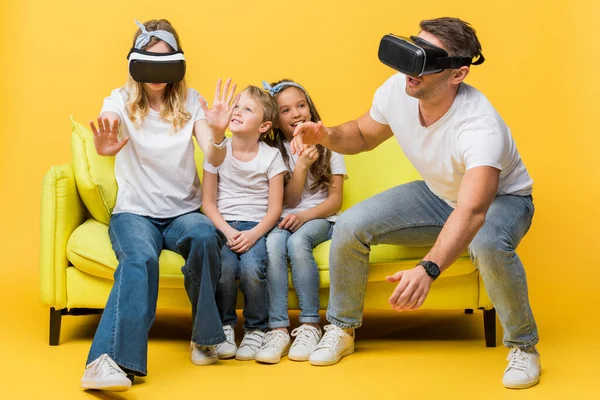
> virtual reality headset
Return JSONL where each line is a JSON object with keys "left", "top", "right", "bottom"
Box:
{"left": 127, "top": 48, "right": 186, "bottom": 84}
{"left": 378, "top": 34, "right": 484, "bottom": 77}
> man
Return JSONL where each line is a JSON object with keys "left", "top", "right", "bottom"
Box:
{"left": 291, "top": 17, "right": 540, "bottom": 389}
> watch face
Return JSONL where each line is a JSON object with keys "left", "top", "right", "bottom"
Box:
{"left": 422, "top": 261, "right": 440, "bottom": 279}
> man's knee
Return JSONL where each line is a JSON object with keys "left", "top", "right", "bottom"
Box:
{"left": 469, "top": 228, "right": 514, "bottom": 267}
{"left": 333, "top": 209, "right": 370, "bottom": 244}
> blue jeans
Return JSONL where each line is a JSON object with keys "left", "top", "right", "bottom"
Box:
{"left": 327, "top": 181, "right": 538, "bottom": 349}
{"left": 216, "top": 221, "right": 269, "bottom": 331}
{"left": 266, "top": 219, "right": 334, "bottom": 328}
{"left": 86, "top": 211, "right": 226, "bottom": 376}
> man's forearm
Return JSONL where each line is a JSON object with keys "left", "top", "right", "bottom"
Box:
{"left": 424, "top": 207, "right": 486, "bottom": 273}
{"left": 323, "top": 120, "right": 370, "bottom": 155}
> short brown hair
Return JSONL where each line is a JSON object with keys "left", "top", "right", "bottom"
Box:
{"left": 419, "top": 17, "right": 482, "bottom": 59}
{"left": 243, "top": 85, "right": 278, "bottom": 139}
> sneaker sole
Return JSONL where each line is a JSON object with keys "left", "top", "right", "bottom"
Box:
{"left": 81, "top": 380, "right": 131, "bottom": 392}
{"left": 217, "top": 351, "right": 237, "bottom": 359}
{"left": 191, "top": 356, "right": 218, "bottom": 366}
{"left": 309, "top": 346, "right": 354, "bottom": 366}
{"left": 288, "top": 353, "right": 309, "bottom": 362}
{"left": 235, "top": 353, "right": 257, "bottom": 361}
{"left": 504, "top": 377, "right": 540, "bottom": 389}
{"left": 255, "top": 349, "right": 289, "bottom": 364}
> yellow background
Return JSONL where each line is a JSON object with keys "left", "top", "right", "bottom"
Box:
{"left": 1, "top": 0, "right": 599, "bottom": 398}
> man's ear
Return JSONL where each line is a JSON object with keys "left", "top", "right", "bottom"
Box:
{"left": 452, "top": 66, "right": 470, "bottom": 84}
{"left": 259, "top": 121, "right": 273, "bottom": 134}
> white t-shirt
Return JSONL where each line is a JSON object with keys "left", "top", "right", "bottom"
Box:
{"left": 370, "top": 73, "right": 533, "bottom": 207}
{"left": 101, "top": 87, "right": 206, "bottom": 218}
{"left": 203, "top": 141, "right": 288, "bottom": 222}
{"left": 280, "top": 141, "right": 347, "bottom": 222}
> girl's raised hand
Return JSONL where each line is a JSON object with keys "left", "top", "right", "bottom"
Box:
{"left": 200, "top": 78, "right": 240, "bottom": 138}
{"left": 90, "top": 117, "right": 129, "bottom": 156}
{"left": 297, "top": 145, "right": 319, "bottom": 168}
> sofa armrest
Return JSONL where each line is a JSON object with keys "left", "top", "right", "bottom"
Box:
{"left": 40, "top": 164, "right": 86, "bottom": 309}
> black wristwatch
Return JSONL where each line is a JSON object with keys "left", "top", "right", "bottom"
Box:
{"left": 418, "top": 260, "right": 441, "bottom": 281}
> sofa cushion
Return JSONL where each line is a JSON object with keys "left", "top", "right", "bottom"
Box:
{"left": 70, "top": 117, "right": 118, "bottom": 225}
{"left": 67, "top": 218, "right": 475, "bottom": 289}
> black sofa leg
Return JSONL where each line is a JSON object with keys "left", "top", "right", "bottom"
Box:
{"left": 49, "top": 307, "right": 63, "bottom": 346}
{"left": 464, "top": 309, "right": 474, "bottom": 314}
{"left": 483, "top": 308, "right": 497, "bottom": 347}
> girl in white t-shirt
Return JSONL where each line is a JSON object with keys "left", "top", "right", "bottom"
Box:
{"left": 201, "top": 86, "right": 288, "bottom": 361}
{"left": 254, "top": 80, "right": 347, "bottom": 364}
{"left": 81, "top": 19, "right": 239, "bottom": 392}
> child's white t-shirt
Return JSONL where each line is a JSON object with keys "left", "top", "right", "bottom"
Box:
{"left": 100, "top": 87, "right": 206, "bottom": 218}
{"left": 280, "top": 141, "right": 347, "bottom": 222}
{"left": 370, "top": 73, "right": 533, "bottom": 208}
{"left": 203, "top": 141, "right": 288, "bottom": 222}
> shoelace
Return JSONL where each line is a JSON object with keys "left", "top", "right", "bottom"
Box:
{"left": 314, "top": 325, "right": 346, "bottom": 352}
{"left": 223, "top": 326, "right": 235, "bottom": 344}
{"left": 240, "top": 331, "right": 264, "bottom": 350}
{"left": 291, "top": 326, "right": 321, "bottom": 348}
{"left": 506, "top": 348, "right": 531, "bottom": 372}
{"left": 261, "top": 331, "right": 289, "bottom": 350}
{"left": 94, "top": 355, "right": 125, "bottom": 378}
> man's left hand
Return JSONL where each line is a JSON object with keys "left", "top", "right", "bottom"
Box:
{"left": 386, "top": 266, "right": 433, "bottom": 311}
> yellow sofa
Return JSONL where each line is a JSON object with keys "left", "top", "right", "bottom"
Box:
{"left": 40, "top": 119, "right": 496, "bottom": 346}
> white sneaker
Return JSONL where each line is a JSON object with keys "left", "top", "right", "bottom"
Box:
{"left": 309, "top": 325, "right": 355, "bottom": 366}
{"left": 81, "top": 354, "right": 132, "bottom": 391}
{"left": 255, "top": 330, "right": 291, "bottom": 364}
{"left": 216, "top": 325, "right": 237, "bottom": 359}
{"left": 235, "top": 330, "right": 266, "bottom": 361}
{"left": 289, "top": 325, "right": 322, "bottom": 361}
{"left": 190, "top": 342, "right": 218, "bottom": 366}
{"left": 503, "top": 347, "right": 541, "bottom": 389}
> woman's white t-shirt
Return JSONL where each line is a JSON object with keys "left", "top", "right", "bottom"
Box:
{"left": 279, "top": 141, "right": 347, "bottom": 222}
{"left": 370, "top": 73, "right": 533, "bottom": 207}
{"left": 203, "top": 141, "right": 288, "bottom": 222}
{"left": 101, "top": 87, "right": 206, "bottom": 218}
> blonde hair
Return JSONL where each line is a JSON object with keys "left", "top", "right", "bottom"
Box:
{"left": 243, "top": 85, "right": 278, "bottom": 141}
{"left": 125, "top": 19, "right": 191, "bottom": 133}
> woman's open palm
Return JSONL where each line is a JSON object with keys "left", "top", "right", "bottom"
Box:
{"left": 90, "top": 117, "right": 129, "bottom": 156}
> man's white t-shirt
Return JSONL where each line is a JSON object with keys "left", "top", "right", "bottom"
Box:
{"left": 370, "top": 73, "right": 533, "bottom": 207}
{"left": 280, "top": 141, "right": 347, "bottom": 222}
{"left": 203, "top": 141, "right": 288, "bottom": 222}
{"left": 101, "top": 87, "right": 206, "bottom": 218}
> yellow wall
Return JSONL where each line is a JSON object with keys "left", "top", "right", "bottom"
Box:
{"left": 1, "top": 0, "right": 599, "bottom": 335}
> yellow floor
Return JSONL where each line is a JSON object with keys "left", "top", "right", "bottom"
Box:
{"left": 1, "top": 277, "right": 598, "bottom": 400}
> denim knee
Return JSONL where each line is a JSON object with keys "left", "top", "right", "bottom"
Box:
{"left": 239, "top": 261, "right": 266, "bottom": 289}
{"left": 287, "top": 234, "right": 312, "bottom": 259}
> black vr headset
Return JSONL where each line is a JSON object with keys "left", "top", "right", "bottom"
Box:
{"left": 127, "top": 48, "right": 186, "bottom": 84}
{"left": 378, "top": 34, "right": 484, "bottom": 77}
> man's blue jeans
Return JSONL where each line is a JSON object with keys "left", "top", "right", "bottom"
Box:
{"left": 326, "top": 181, "right": 539, "bottom": 349}
{"left": 216, "top": 221, "right": 269, "bottom": 332}
{"left": 86, "top": 211, "right": 226, "bottom": 376}
{"left": 266, "top": 219, "right": 334, "bottom": 328}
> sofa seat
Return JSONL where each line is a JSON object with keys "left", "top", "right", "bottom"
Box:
{"left": 67, "top": 218, "right": 476, "bottom": 290}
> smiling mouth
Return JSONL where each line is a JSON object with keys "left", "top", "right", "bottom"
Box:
{"left": 291, "top": 121, "right": 305, "bottom": 127}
